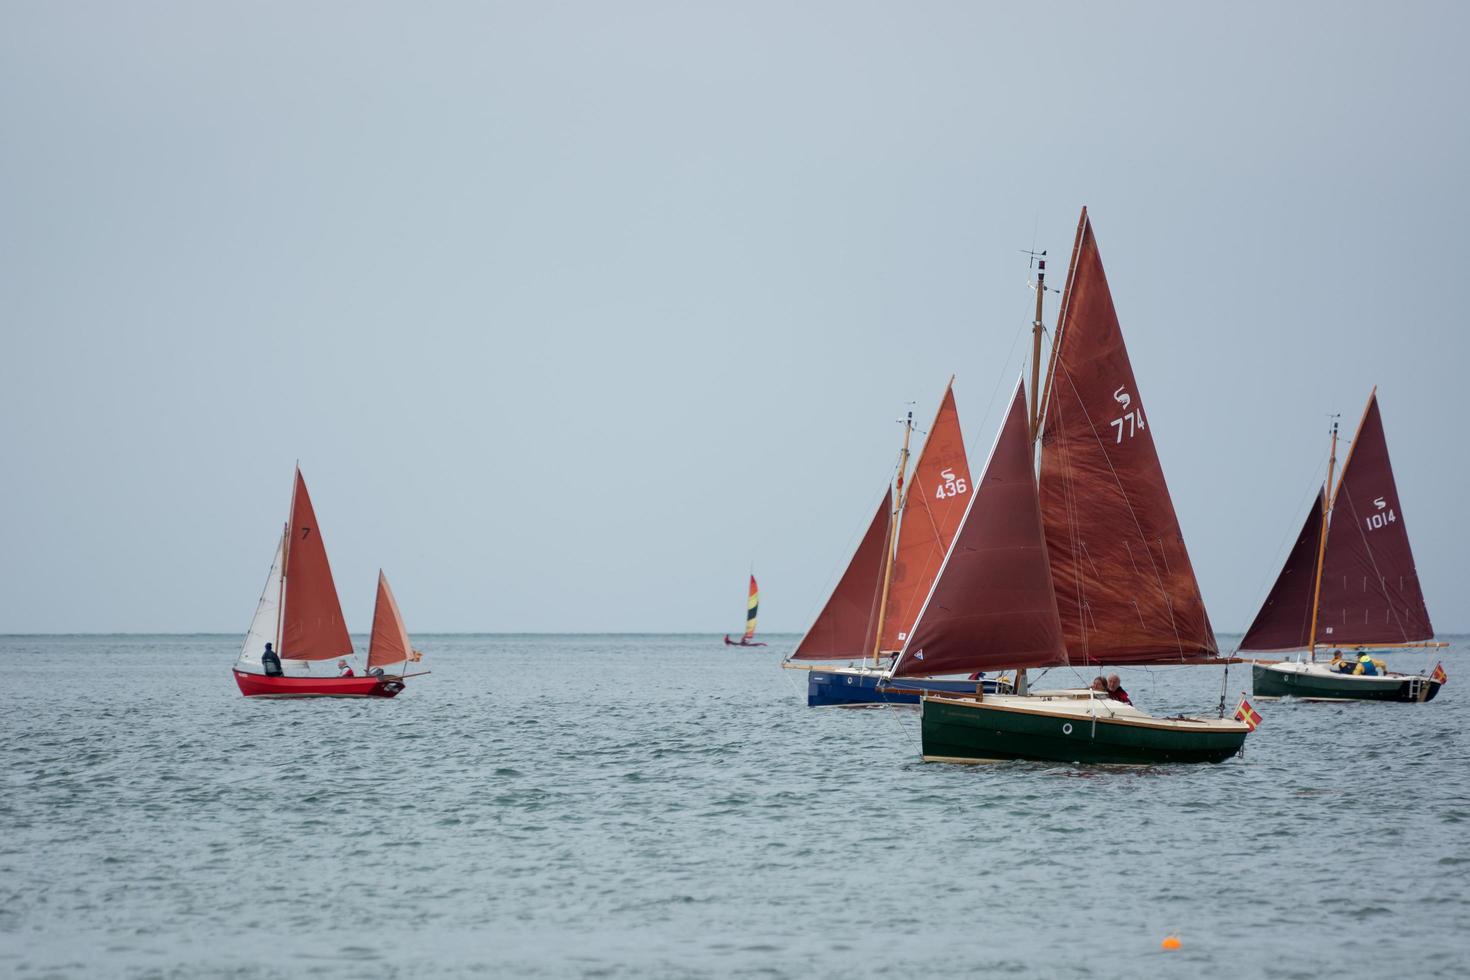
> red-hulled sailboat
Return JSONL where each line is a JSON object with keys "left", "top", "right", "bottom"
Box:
{"left": 886, "top": 209, "right": 1250, "bottom": 764}
{"left": 232, "top": 468, "right": 414, "bottom": 699}
{"left": 1241, "top": 391, "right": 1446, "bottom": 701}
{"left": 783, "top": 380, "right": 1011, "bottom": 705}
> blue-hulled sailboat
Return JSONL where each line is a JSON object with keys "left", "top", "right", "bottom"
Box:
{"left": 782, "top": 379, "right": 1012, "bottom": 706}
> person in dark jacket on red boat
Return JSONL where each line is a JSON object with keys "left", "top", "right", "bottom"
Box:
{"left": 261, "top": 643, "right": 283, "bottom": 677}
{"left": 1106, "top": 674, "right": 1132, "bottom": 704}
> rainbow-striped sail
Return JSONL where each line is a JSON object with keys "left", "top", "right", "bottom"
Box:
{"left": 725, "top": 574, "right": 767, "bottom": 647}
{"left": 743, "top": 575, "right": 759, "bottom": 640}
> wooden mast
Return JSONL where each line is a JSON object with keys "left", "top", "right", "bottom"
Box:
{"left": 870, "top": 410, "right": 913, "bottom": 666}
{"left": 1015, "top": 251, "right": 1049, "bottom": 696}
{"left": 274, "top": 467, "right": 298, "bottom": 655}
{"left": 1305, "top": 418, "right": 1339, "bottom": 663}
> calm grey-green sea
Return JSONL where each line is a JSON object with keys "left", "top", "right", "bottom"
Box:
{"left": 3, "top": 634, "right": 1468, "bottom": 978}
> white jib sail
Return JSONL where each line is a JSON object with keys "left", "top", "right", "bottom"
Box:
{"left": 237, "top": 534, "right": 285, "bottom": 671}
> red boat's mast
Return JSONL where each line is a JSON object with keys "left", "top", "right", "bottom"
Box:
{"left": 274, "top": 466, "right": 298, "bottom": 656}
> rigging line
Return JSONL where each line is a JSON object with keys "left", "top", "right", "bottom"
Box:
{"left": 1052, "top": 365, "right": 1194, "bottom": 660}
{"left": 1231, "top": 442, "right": 1332, "bottom": 653}
{"left": 1334, "top": 484, "right": 1416, "bottom": 643}
{"left": 969, "top": 316, "right": 1030, "bottom": 463}
{"left": 791, "top": 462, "right": 896, "bottom": 654}
{"left": 1053, "top": 397, "right": 1089, "bottom": 666}
{"left": 1038, "top": 225, "right": 1087, "bottom": 437}
{"left": 882, "top": 701, "right": 922, "bottom": 756}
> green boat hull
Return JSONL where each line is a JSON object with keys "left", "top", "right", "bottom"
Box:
{"left": 920, "top": 696, "right": 1248, "bottom": 765}
{"left": 1251, "top": 663, "right": 1441, "bottom": 702}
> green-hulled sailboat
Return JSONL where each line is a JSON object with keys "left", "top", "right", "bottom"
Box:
{"left": 884, "top": 209, "right": 1251, "bottom": 765}
{"left": 1240, "top": 391, "right": 1447, "bottom": 701}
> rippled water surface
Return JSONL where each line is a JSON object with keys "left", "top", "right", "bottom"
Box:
{"left": 4, "top": 634, "right": 1469, "bottom": 978}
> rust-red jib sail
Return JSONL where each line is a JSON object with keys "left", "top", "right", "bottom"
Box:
{"left": 1239, "top": 490, "right": 1326, "bottom": 652}
{"left": 791, "top": 489, "right": 892, "bottom": 660}
{"left": 892, "top": 382, "right": 1067, "bottom": 677}
{"left": 880, "top": 382, "right": 972, "bottom": 653}
{"left": 367, "top": 570, "right": 413, "bottom": 670}
{"left": 1037, "top": 208, "right": 1217, "bottom": 665}
{"left": 280, "top": 468, "right": 354, "bottom": 661}
{"left": 1314, "top": 390, "right": 1434, "bottom": 646}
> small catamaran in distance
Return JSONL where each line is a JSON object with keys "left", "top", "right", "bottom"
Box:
{"left": 783, "top": 379, "right": 1012, "bottom": 706}
{"left": 883, "top": 208, "right": 1252, "bottom": 764}
{"left": 1240, "top": 390, "right": 1446, "bottom": 701}
{"left": 724, "top": 574, "right": 767, "bottom": 646}
{"left": 232, "top": 468, "right": 423, "bottom": 699}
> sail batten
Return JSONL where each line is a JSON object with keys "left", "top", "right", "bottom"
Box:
{"left": 892, "top": 382, "right": 1067, "bottom": 677}
{"left": 280, "top": 468, "right": 354, "bottom": 661}
{"left": 881, "top": 384, "right": 972, "bottom": 652}
{"left": 1037, "top": 209, "right": 1217, "bottom": 665}
{"left": 791, "top": 490, "right": 892, "bottom": 661}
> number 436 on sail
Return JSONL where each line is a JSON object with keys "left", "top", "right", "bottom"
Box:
{"left": 934, "top": 468, "right": 967, "bottom": 499}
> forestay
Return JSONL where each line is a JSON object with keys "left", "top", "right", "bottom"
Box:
{"left": 791, "top": 490, "right": 892, "bottom": 660}
{"left": 880, "top": 383, "right": 972, "bottom": 653}
{"left": 1239, "top": 490, "right": 1326, "bottom": 652}
{"left": 892, "top": 383, "right": 1067, "bottom": 678}
{"left": 238, "top": 534, "right": 285, "bottom": 670}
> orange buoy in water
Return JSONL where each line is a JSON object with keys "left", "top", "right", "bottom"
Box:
{"left": 1161, "top": 936, "right": 1182, "bottom": 951}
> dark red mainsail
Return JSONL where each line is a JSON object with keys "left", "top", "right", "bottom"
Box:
{"left": 281, "top": 468, "right": 354, "bottom": 661}
{"left": 1314, "top": 391, "right": 1434, "bottom": 645}
{"left": 791, "top": 489, "right": 893, "bottom": 660}
{"left": 1037, "top": 208, "right": 1217, "bottom": 665}
{"left": 1239, "top": 490, "right": 1326, "bottom": 652}
{"left": 881, "top": 383, "right": 972, "bottom": 653}
{"left": 892, "top": 383, "right": 1067, "bottom": 678}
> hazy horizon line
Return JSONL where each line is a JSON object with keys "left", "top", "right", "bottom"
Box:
{"left": 3, "top": 630, "right": 1465, "bottom": 639}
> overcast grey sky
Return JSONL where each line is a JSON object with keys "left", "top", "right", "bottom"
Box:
{"left": 2, "top": 1, "right": 1466, "bottom": 634}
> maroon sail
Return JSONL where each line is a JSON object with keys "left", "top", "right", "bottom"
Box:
{"left": 1037, "top": 208, "right": 1217, "bottom": 665}
{"left": 791, "top": 489, "right": 892, "bottom": 660}
{"left": 892, "top": 383, "right": 1067, "bottom": 678}
{"left": 1239, "top": 490, "right": 1325, "bottom": 652}
{"left": 881, "top": 383, "right": 972, "bottom": 652}
{"left": 1315, "top": 391, "right": 1434, "bottom": 645}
